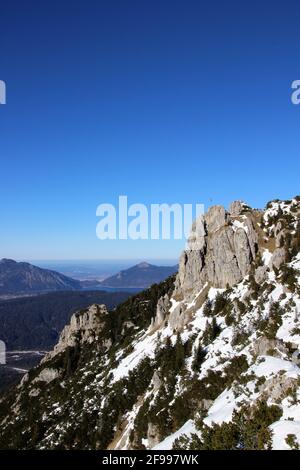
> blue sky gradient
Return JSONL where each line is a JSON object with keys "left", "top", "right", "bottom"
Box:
{"left": 1, "top": 0, "right": 300, "bottom": 260}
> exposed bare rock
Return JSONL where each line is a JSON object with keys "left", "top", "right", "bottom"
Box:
{"left": 204, "top": 205, "right": 227, "bottom": 233}
{"left": 1, "top": 197, "right": 300, "bottom": 452}
{"left": 151, "top": 371, "right": 162, "bottom": 392}
{"left": 254, "top": 266, "right": 268, "bottom": 285}
{"left": 174, "top": 204, "right": 257, "bottom": 299}
{"left": 271, "top": 248, "right": 287, "bottom": 270}
{"left": 169, "top": 303, "right": 186, "bottom": 331}
{"left": 151, "top": 294, "right": 171, "bottom": 329}
{"left": 32, "top": 368, "right": 60, "bottom": 384}
{"left": 243, "top": 216, "right": 258, "bottom": 259}
{"left": 234, "top": 228, "right": 253, "bottom": 277}
{"left": 205, "top": 226, "right": 243, "bottom": 287}
{"left": 252, "top": 336, "right": 287, "bottom": 357}
{"left": 175, "top": 250, "right": 205, "bottom": 295}
{"left": 199, "top": 399, "right": 214, "bottom": 410}
{"left": 44, "top": 304, "right": 107, "bottom": 361}
{"left": 274, "top": 220, "right": 284, "bottom": 236}
{"left": 29, "top": 388, "right": 40, "bottom": 397}
{"left": 260, "top": 376, "right": 298, "bottom": 402}
{"left": 229, "top": 200, "right": 243, "bottom": 216}
{"left": 275, "top": 230, "right": 288, "bottom": 248}
{"left": 186, "top": 216, "right": 206, "bottom": 251}
{"left": 147, "top": 422, "right": 161, "bottom": 448}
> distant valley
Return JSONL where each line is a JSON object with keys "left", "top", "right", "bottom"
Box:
{"left": 0, "top": 290, "right": 132, "bottom": 351}
{"left": 0, "top": 258, "right": 177, "bottom": 391}
{"left": 0, "top": 259, "right": 177, "bottom": 297}
{"left": 0, "top": 290, "right": 132, "bottom": 392}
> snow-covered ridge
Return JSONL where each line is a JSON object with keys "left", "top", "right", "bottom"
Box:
{"left": 0, "top": 197, "right": 300, "bottom": 451}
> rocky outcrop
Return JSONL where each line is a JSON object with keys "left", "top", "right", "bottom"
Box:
{"left": 169, "top": 303, "right": 186, "bottom": 331}
{"left": 44, "top": 304, "right": 107, "bottom": 361}
{"left": 205, "top": 205, "right": 227, "bottom": 233}
{"left": 252, "top": 336, "right": 287, "bottom": 357}
{"left": 147, "top": 423, "right": 161, "bottom": 448}
{"left": 32, "top": 368, "right": 60, "bottom": 384}
{"left": 260, "top": 376, "right": 298, "bottom": 402}
{"left": 271, "top": 248, "right": 287, "bottom": 270}
{"left": 151, "top": 294, "right": 171, "bottom": 329}
{"left": 229, "top": 200, "right": 244, "bottom": 216}
{"left": 254, "top": 266, "right": 268, "bottom": 285}
{"left": 151, "top": 371, "right": 162, "bottom": 392}
{"left": 175, "top": 202, "right": 258, "bottom": 299}
{"left": 1, "top": 196, "right": 299, "bottom": 452}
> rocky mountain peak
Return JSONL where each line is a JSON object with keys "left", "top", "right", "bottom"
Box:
{"left": 1, "top": 196, "right": 300, "bottom": 451}
{"left": 175, "top": 201, "right": 259, "bottom": 300}
{"left": 0, "top": 258, "right": 16, "bottom": 264}
{"left": 44, "top": 304, "right": 108, "bottom": 361}
{"left": 228, "top": 200, "right": 247, "bottom": 216}
{"left": 137, "top": 262, "right": 151, "bottom": 268}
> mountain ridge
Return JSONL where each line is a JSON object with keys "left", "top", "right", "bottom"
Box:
{"left": 99, "top": 262, "right": 178, "bottom": 288}
{"left": 1, "top": 196, "right": 300, "bottom": 450}
{"left": 0, "top": 259, "right": 81, "bottom": 296}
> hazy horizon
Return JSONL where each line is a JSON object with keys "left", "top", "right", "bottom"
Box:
{"left": 1, "top": 1, "right": 300, "bottom": 260}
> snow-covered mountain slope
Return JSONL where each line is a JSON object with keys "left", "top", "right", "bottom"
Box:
{"left": 1, "top": 197, "right": 300, "bottom": 450}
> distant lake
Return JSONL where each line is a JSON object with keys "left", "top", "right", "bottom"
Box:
{"left": 81, "top": 286, "right": 143, "bottom": 294}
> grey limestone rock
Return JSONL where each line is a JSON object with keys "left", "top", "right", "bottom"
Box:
{"left": 229, "top": 200, "right": 243, "bottom": 216}
{"left": 174, "top": 204, "right": 257, "bottom": 299}
{"left": 254, "top": 266, "right": 268, "bottom": 285}
{"left": 271, "top": 248, "right": 287, "bottom": 270}
{"left": 43, "top": 304, "right": 107, "bottom": 361}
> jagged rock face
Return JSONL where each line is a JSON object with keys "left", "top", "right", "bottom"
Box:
{"left": 234, "top": 228, "right": 253, "bottom": 277}
{"left": 252, "top": 336, "right": 287, "bottom": 358}
{"left": 32, "top": 368, "right": 60, "bottom": 384}
{"left": 205, "top": 205, "right": 227, "bottom": 233}
{"left": 206, "top": 225, "right": 243, "bottom": 287}
{"left": 271, "top": 248, "right": 287, "bottom": 270}
{"left": 45, "top": 304, "right": 107, "bottom": 361}
{"left": 151, "top": 294, "right": 171, "bottom": 329}
{"left": 260, "top": 376, "right": 298, "bottom": 402}
{"left": 254, "top": 266, "right": 268, "bottom": 285}
{"left": 175, "top": 202, "right": 258, "bottom": 298}
{"left": 176, "top": 250, "right": 205, "bottom": 294}
{"left": 169, "top": 303, "right": 186, "bottom": 331}
{"left": 229, "top": 200, "right": 243, "bottom": 216}
{"left": 0, "top": 197, "right": 299, "bottom": 451}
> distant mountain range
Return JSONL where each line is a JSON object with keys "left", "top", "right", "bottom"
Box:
{"left": 99, "top": 262, "right": 178, "bottom": 288}
{"left": 0, "top": 259, "right": 177, "bottom": 296}
{"left": 2, "top": 197, "right": 300, "bottom": 450}
{"left": 0, "top": 259, "right": 80, "bottom": 296}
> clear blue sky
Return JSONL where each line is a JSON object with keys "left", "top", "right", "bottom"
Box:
{"left": 1, "top": 0, "right": 300, "bottom": 261}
